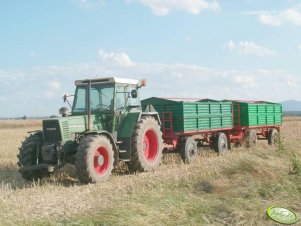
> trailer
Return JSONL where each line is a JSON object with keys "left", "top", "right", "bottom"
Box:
{"left": 231, "top": 100, "right": 282, "bottom": 146}
{"left": 142, "top": 97, "right": 282, "bottom": 162}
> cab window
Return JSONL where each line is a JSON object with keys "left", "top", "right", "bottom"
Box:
{"left": 73, "top": 87, "right": 86, "bottom": 113}
{"left": 91, "top": 85, "right": 115, "bottom": 111}
{"left": 115, "top": 85, "right": 127, "bottom": 110}
{"left": 72, "top": 84, "right": 115, "bottom": 113}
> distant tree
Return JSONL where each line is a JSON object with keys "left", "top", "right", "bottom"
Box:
{"left": 22, "top": 115, "right": 27, "bottom": 120}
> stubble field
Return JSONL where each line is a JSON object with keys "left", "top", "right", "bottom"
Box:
{"left": 0, "top": 118, "right": 300, "bottom": 225}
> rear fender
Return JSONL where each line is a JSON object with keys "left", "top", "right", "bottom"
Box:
{"left": 140, "top": 104, "right": 161, "bottom": 125}
{"left": 116, "top": 111, "right": 161, "bottom": 161}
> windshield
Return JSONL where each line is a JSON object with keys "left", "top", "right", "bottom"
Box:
{"left": 73, "top": 87, "right": 86, "bottom": 113}
{"left": 72, "top": 84, "right": 115, "bottom": 113}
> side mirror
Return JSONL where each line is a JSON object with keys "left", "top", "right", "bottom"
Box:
{"left": 63, "top": 94, "right": 67, "bottom": 103}
{"left": 131, "top": 89, "right": 138, "bottom": 98}
{"left": 62, "top": 94, "right": 73, "bottom": 108}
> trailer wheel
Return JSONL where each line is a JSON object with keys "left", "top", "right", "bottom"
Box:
{"left": 245, "top": 129, "right": 257, "bottom": 148}
{"left": 127, "top": 117, "right": 163, "bottom": 172}
{"left": 268, "top": 128, "right": 279, "bottom": 145}
{"left": 75, "top": 135, "right": 114, "bottom": 183}
{"left": 213, "top": 132, "right": 228, "bottom": 155}
{"left": 180, "top": 136, "right": 198, "bottom": 163}
{"left": 17, "top": 132, "right": 50, "bottom": 180}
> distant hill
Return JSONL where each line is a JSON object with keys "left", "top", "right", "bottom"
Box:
{"left": 281, "top": 100, "right": 301, "bottom": 112}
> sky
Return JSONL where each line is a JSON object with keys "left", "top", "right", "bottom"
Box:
{"left": 0, "top": 0, "right": 301, "bottom": 117}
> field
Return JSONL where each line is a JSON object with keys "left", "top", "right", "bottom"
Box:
{"left": 0, "top": 118, "right": 300, "bottom": 225}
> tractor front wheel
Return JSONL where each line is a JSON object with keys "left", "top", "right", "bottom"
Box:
{"left": 75, "top": 135, "right": 114, "bottom": 183}
{"left": 17, "top": 132, "right": 50, "bottom": 180}
{"left": 127, "top": 117, "right": 163, "bottom": 172}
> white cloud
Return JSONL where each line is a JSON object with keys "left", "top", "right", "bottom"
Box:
{"left": 258, "top": 14, "right": 283, "bottom": 26}
{"left": 126, "top": 0, "right": 220, "bottom": 16}
{"left": 0, "top": 96, "right": 8, "bottom": 102}
{"left": 44, "top": 80, "right": 61, "bottom": 99}
{"left": 1, "top": 51, "right": 301, "bottom": 117}
{"left": 226, "top": 40, "right": 277, "bottom": 57}
{"left": 91, "top": 52, "right": 301, "bottom": 101}
{"left": 298, "top": 44, "right": 301, "bottom": 51}
{"left": 258, "top": 8, "right": 301, "bottom": 27}
{"left": 29, "top": 51, "right": 38, "bottom": 57}
{"left": 185, "top": 36, "right": 192, "bottom": 43}
{"left": 0, "top": 70, "right": 25, "bottom": 85}
{"left": 75, "top": 0, "right": 105, "bottom": 10}
{"left": 234, "top": 75, "right": 256, "bottom": 88}
{"left": 45, "top": 91, "right": 55, "bottom": 99}
{"left": 98, "top": 49, "right": 134, "bottom": 67}
{"left": 49, "top": 80, "right": 60, "bottom": 90}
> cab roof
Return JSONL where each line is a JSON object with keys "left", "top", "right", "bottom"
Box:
{"left": 75, "top": 77, "right": 139, "bottom": 86}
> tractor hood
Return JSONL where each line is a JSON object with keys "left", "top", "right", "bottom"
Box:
{"left": 42, "top": 115, "right": 102, "bottom": 143}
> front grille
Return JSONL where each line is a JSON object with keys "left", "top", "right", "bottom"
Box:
{"left": 61, "top": 121, "right": 70, "bottom": 140}
{"left": 43, "top": 120, "right": 62, "bottom": 144}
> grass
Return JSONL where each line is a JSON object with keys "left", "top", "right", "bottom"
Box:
{"left": 0, "top": 118, "right": 300, "bottom": 225}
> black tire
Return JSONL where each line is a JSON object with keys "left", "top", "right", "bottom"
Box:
{"left": 245, "top": 129, "right": 257, "bottom": 148}
{"left": 127, "top": 116, "right": 163, "bottom": 172}
{"left": 268, "top": 128, "right": 279, "bottom": 145}
{"left": 75, "top": 135, "right": 114, "bottom": 183}
{"left": 17, "top": 132, "right": 50, "bottom": 180}
{"left": 180, "top": 136, "right": 198, "bottom": 163}
{"left": 213, "top": 132, "right": 228, "bottom": 155}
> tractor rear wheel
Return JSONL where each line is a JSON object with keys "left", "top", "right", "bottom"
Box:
{"left": 213, "top": 132, "right": 228, "bottom": 155}
{"left": 75, "top": 135, "right": 114, "bottom": 183}
{"left": 127, "top": 117, "right": 163, "bottom": 172}
{"left": 268, "top": 128, "right": 279, "bottom": 145}
{"left": 17, "top": 132, "right": 50, "bottom": 180}
{"left": 245, "top": 129, "right": 257, "bottom": 148}
{"left": 180, "top": 136, "right": 198, "bottom": 163}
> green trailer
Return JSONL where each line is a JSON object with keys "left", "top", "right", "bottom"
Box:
{"left": 142, "top": 97, "right": 234, "bottom": 162}
{"left": 233, "top": 101, "right": 282, "bottom": 127}
{"left": 142, "top": 97, "right": 282, "bottom": 163}
{"left": 142, "top": 97, "right": 233, "bottom": 134}
{"left": 228, "top": 100, "right": 282, "bottom": 150}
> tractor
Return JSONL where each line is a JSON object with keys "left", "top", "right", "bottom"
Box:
{"left": 17, "top": 77, "right": 163, "bottom": 183}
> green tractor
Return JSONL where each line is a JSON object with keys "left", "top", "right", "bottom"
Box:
{"left": 17, "top": 77, "right": 163, "bottom": 183}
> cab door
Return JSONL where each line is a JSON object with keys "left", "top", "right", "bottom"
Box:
{"left": 113, "top": 85, "right": 128, "bottom": 133}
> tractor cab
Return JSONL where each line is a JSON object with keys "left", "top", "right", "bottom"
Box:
{"left": 66, "top": 77, "right": 144, "bottom": 134}
{"left": 71, "top": 77, "right": 142, "bottom": 116}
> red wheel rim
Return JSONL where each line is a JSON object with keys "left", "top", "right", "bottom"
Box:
{"left": 94, "top": 146, "right": 109, "bottom": 175}
{"left": 143, "top": 129, "right": 158, "bottom": 161}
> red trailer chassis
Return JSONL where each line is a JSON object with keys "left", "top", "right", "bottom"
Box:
{"left": 161, "top": 111, "right": 281, "bottom": 151}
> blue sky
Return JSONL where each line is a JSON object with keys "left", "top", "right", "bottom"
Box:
{"left": 0, "top": 0, "right": 301, "bottom": 117}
